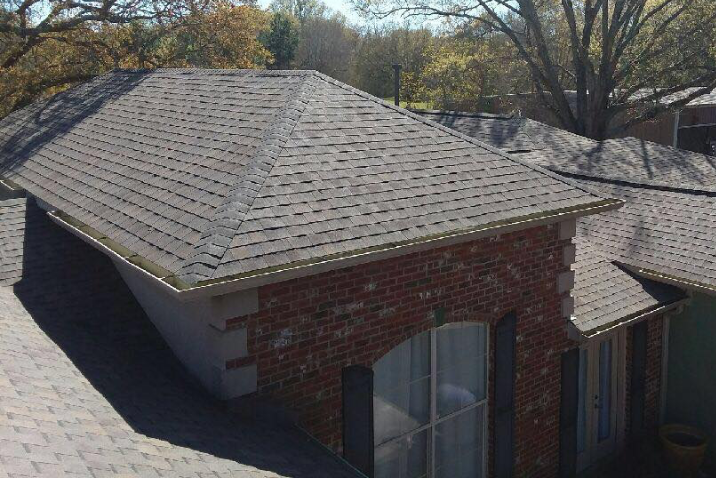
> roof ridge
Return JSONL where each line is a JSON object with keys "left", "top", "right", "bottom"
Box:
{"left": 555, "top": 168, "right": 716, "bottom": 196}
{"left": 110, "top": 68, "right": 318, "bottom": 76}
{"left": 311, "top": 72, "right": 613, "bottom": 204}
{"left": 513, "top": 125, "right": 716, "bottom": 194}
{"left": 177, "top": 72, "right": 320, "bottom": 284}
{"left": 410, "top": 108, "right": 514, "bottom": 120}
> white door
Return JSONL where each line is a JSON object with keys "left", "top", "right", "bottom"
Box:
{"left": 576, "top": 329, "right": 625, "bottom": 471}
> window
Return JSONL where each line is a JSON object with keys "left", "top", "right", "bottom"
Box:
{"left": 373, "top": 323, "right": 488, "bottom": 478}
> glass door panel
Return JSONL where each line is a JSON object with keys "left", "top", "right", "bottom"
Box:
{"left": 577, "top": 349, "right": 588, "bottom": 454}
{"left": 576, "top": 331, "right": 624, "bottom": 472}
{"left": 597, "top": 339, "right": 613, "bottom": 442}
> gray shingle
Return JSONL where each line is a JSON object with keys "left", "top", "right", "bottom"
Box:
{"left": 0, "top": 69, "right": 609, "bottom": 286}
{"left": 576, "top": 178, "right": 716, "bottom": 289}
{"left": 417, "top": 110, "right": 691, "bottom": 332}
{"left": 0, "top": 198, "right": 359, "bottom": 478}
{"left": 571, "top": 237, "right": 684, "bottom": 334}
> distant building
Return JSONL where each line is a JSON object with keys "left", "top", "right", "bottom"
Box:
{"left": 481, "top": 88, "right": 716, "bottom": 155}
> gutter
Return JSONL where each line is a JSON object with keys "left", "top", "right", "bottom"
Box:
{"left": 0, "top": 177, "right": 25, "bottom": 199}
{"left": 578, "top": 298, "right": 689, "bottom": 340}
{"left": 49, "top": 198, "right": 623, "bottom": 301}
{"left": 619, "top": 263, "right": 716, "bottom": 297}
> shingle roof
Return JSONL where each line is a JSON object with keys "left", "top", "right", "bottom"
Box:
{"left": 417, "top": 110, "right": 716, "bottom": 192}
{"left": 633, "top": 87, "right": 716, "bottom": 107}
{"left": 575, "top": 178, "right": 716, "bottom": 290}
{"left": 571, "top": 237, "right": 685, "bottom": 335}
{"left": 0, "top": 198, "right": 27, "bottom": 285}
{"left": 0, "top": 198, "right": 359, "bottom": 478}
{"left": 0, "top": 69, "right": 611, "bottom": 286}
{"left": 416, "top": 110, "right": 690, "bottom": 331}
{"left": 416, "top": 111, "right": 538, "bottom": 152}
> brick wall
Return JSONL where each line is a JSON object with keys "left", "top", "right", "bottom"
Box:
{"left": 226, "top": 223, "right": 575, "bottom": 477}
{"left": 624, "top": 314, "right": 664, "bottom": 437}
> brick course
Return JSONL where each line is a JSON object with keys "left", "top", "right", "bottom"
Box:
{"left": 226, "top": 223, "right": 575, "bottom": 477}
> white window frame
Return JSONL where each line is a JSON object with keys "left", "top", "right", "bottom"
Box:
{"left": 374, "top": 322, "right": 489, "bottom": 478}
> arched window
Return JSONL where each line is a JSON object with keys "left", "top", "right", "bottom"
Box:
{"left": 373, "top": 322, "right": 488, "bottom": 478}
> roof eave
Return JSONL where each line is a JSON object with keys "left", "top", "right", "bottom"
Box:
{"left": 48, "top": 198, "right": 621, "bottom": 301}
{"left": 574, "top": 297, "right": 689, "bottom": 341}
{"left": 618, "top": 263, "right": 716, "bottom": 297}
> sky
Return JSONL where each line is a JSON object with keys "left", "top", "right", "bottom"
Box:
{"left": 257, "top": 0, "right": 365, "bottom": 24}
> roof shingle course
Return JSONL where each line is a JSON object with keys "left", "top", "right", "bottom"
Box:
{"left": 0, "top": 198, "right": 359, "bottom": 478}
{"left": 416, "top": 109, "right": 691, "bottom": 331}
{"left": 0, "top": 69, "right": 609, "bottom": 286}
{"left": 571, "top": 238, "right": 684, "bottom": 334}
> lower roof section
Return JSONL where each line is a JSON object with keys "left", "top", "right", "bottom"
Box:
{"left": 0, "top": 197, "right": 359, "bottom": 478}
{"left": 571, "top": 237, "right": 686, "bottom": 336}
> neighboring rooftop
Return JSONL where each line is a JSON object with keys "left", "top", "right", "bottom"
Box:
{"left": 0, "top": 69, "right": 613, "bottom": 288}
{"left": 0, "top": 198, "right": 359, "bottom": 478}
{"left": 633, "top": 86, "right": 716, "bottom": 107}
{"left": 576, "top": 178, "right": 716, "bottom": 291}
{"left": 417, "top": 110, "right": 695, "bottom": 327}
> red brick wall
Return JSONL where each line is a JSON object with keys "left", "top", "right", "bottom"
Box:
{"left": 226, "top": 223, "right": 575, "bottom": 477}
{"left": 624, "top": 314, "right": 664, "bottom": 437}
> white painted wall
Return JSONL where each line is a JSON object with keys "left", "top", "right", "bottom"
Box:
{"left": 113, "top": 259, "right": 258, "bottom": 399}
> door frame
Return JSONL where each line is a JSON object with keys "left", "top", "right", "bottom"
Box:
{"left": 576, "top": 328, "right": 627, "bottom": 472}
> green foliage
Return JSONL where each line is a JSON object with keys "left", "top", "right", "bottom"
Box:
{"left": 261, "top": 11, "right": 300, "bottom": 69}
{"left": 269, "top": 0, "right": 327, "bottom": 23}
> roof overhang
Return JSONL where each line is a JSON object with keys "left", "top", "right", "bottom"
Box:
{"left": 0, "top": 177, "right": 24, "bottom": 199}
{"left": 569, "top": 296, "right": 689, "bottom": 342}
{"left": 48, "top": 197, "right": 623, "bottom": 301}
{"left": 619, "top": 263, "right": 716, "bottom": 297}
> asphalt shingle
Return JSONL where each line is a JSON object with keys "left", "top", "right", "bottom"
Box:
{"left": 0, "top": 198, "right": 359, "bottom": 478}
{"left": 571, "top": 237, "right": 684, "bottom": 335}
{"left": 417, "top": 110, "right": 689, "bottom": 333}
{"left": 0, "top": 69, "right": 610, "bottom": 286}
{"left": 576, "top": 178, "right": 716, "bottom": 289}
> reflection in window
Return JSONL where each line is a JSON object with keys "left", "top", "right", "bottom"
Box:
{"left": 373, "top": 323, "right": 488, "bottom": 478}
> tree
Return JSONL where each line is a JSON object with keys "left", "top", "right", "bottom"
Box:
{"left": 352, "top": 25, "right": 433, "bottom": 99}
{"left": 162, "top": 1, "right": 271, "bottom": 68}
{"left": 0, "top": 0, "right": 272, "bottom": 118}
{"left": 357, "top": 0, "right": 716, "bottom": 139}
{"left": 269, "top": 0, "right": 327, "bottom": 24}
{"left": 419, "top": 38, "right": 500, "bottom": 110}
{"left": 295, "top": 13, "right": 359, "bottom": 81}
{"left": 0, "top": 0, "right": 184, "bottom": 72}
{"left": 261, "top": 11, "right": 299, "bottom": 68}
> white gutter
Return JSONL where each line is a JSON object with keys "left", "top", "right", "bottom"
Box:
{"left": 619, "top": 263, "right": 716, "bottom": 297}
{"left": 579, "top": 299, "right": 688, "bottom": 340}
{"left": 49, "top": 198, "right": 623, "bottom": 301}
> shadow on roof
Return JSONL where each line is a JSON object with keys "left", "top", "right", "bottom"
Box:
{"left": 0, "top": 72, "right": 146, "bottom": 174}
{"left": 6, "top": 199, "right": 354, "bottom": 477}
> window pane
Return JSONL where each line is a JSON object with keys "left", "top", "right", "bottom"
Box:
{"left": 374, "top": 429, "right": 428, "bottom": 478}
{"left": 436, "top": 324, "right": 486, "bottom": 417}
{"left": 577, "top": 349, "right": 588, "bottom": 454}
{"left": 598, "top": 339, "right": 612, "bottom": 441}
{"left": 374, "top": 332, "right": 431, "bottom": 445}
{"left": 435, "top": 404, "right": 485, "bottom": 478}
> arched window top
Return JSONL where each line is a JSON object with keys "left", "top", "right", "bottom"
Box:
{"left": 373, "top": 322, "right": 488, "bottom": 478}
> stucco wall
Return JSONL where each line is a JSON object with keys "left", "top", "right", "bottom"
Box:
{"left": 666, "top": 292, "right": 716, "bottom": 465}
{"left": 113, "top": 259, "right": 259, "bottom": 399}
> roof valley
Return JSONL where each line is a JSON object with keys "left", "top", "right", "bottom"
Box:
{"left": 178, "top": 73, "right": 320, "bottom": 284}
